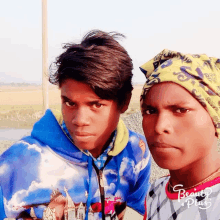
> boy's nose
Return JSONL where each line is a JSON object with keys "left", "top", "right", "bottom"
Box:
{"left": 154, "top": 113, "right": 173, "bottom": 134}
{"left": 72, "top": 108, "right": 90, "bottom": 126}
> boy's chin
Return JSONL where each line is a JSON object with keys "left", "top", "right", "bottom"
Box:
{"left": 153, "top": 157, "right": 182, "bottom": 171}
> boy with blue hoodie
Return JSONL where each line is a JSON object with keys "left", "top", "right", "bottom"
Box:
{"left": 0, "top": 30, "right": 151, "bottom": 220}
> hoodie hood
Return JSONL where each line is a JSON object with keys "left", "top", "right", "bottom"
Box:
{"left": 31, "top": 109, "right": 129, "bottom": 161}
{"left": 0, "top": 109, "right": 151, "bottom": 219}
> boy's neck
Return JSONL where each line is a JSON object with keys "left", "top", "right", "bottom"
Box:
{"left": 89, "top": 131, "right": 115, "bottom": 158}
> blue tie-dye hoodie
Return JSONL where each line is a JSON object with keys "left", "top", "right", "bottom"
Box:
{"left": 0, "top": 109, "right": 151, "bottom": 220}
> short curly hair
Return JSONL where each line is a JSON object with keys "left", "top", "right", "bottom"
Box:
{"left": 49, "top": 30, "right": 133, "bottom": 107}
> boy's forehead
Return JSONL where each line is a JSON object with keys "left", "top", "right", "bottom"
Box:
{"left": 143, "top": 83, "right": 195, "bottom": 106}
{"left": 60, "top": 79, "right": 96, "bottom": 98}
{"left": 60, "top": 78, "right": 120, "bottom": 103}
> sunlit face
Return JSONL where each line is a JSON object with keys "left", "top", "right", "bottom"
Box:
{"left": 142, "top": 82, "right": 216, "bottom": 170}
{"left": 60, "top": 79, "right": 128, "bottom": 157}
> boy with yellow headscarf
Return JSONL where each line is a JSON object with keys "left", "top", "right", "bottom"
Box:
{"left": 140, "top": 49, "right": 220, "bottom": 219}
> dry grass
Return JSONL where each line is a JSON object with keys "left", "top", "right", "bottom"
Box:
{"left": 0, "top": 84, "right": 144, "bottom": 128}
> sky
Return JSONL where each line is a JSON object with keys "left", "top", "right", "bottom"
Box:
{"left": 1, "top": 0, "right": 220, "bottom": 84}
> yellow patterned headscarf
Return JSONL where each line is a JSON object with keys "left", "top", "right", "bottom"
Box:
{"left": 140, "top": 49, "right": 220, "bottom": 137}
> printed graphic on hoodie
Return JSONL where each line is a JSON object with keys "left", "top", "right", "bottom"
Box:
{"left": 15, "top": 188, "right": 126, "bottom": 220}
{"left": 0, "top": 110, "right": 151, "bottom": 220}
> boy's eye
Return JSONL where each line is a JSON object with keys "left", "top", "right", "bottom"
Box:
{"left": 175, "top": 108, "right": 189, "bottom": 114}
{"left": 93, "top": 103, "right": 103, "bottom": 109}
{"left": 144, "top": 108, "right": 156, "bottom": 115}
{"left": 65, "top": 101, "right": 75, "bottom": 107}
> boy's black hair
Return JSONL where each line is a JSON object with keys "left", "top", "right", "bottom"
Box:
{"left": 49, "top": 30, "right": 133, "bottom": 107}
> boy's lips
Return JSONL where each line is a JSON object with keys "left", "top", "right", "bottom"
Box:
{"left": 73, "top": 132, "right": 95, "bottom": 141}
{"left": 74, "top": 132, "right": 94, "bottom": 136}
{"left": 151, "top": 142, "right": 176, "bottom": 149}
{"left": 150, "top": 142, "right": 178, "bottom": 155}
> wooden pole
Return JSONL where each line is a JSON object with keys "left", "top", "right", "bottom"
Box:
{"left": 42, "top": 0, "right": 49, "bottom": 112}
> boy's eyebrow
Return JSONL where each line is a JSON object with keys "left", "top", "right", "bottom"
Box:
{"left": 61, "top": 95, "right": 72, "bottom": 101}
{"left": 61, "top": 95, "right": 103, "bottom": 103}
{"left": 141, "top": 101, "right": 191, "bottom": 108}
{"left": 165, "top": 101, "right": 191, "bottom": 106}
{"left": 141, "top": 103, "right": 152, "bottom": 109}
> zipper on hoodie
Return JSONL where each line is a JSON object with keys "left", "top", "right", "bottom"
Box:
{"left": 93, "top": 156, "right": 113, "bottom": 220}
{"left": 99, "top": 169, "right": 105, "bottom": 220}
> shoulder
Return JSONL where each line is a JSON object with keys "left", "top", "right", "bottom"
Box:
{"left": 149, "top": 176, "right": 170, "bottom": 189}
{"left": 122, "top": 111, "right": 149, "bottom": 155}
{"left": 121, "top": 130, "right": 151, "bottom": 177}
{"left": 148, "top": 176, "right": 169, "bottom": 198}
{"left": 0, "top": 136, "right": 48, "bottom": 190}
{"left": 127, "top": 130, "right": 149, "bottom": 157}
{"left": 0, "top": 136, "right": 46, "bottom": 165}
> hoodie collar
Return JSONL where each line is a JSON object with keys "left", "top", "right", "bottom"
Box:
{"left": 31, "top": 109, "right": 129, "bottom": 160}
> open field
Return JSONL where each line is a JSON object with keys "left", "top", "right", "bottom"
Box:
{"left": 0, "top": 84, "right": 144, "bottom": 128}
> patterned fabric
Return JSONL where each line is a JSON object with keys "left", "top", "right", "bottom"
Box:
{"left": 61, "top": 121, "right": 116, "bottom": 169}
{"left": 88, "top": 133, "right": 116, "bottom": 169}
{"left": 140, "top": 49, "right": 220, "bottom": 137}
{"left": 0, "top": 109, "right": 151, "bottom": 220}
{"left": 145, "top": 176, "right": 220, "bottom": 220}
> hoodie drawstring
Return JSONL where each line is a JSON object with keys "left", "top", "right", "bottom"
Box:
{"left": 85, "top": 156, "right": 93, "bottom": 220}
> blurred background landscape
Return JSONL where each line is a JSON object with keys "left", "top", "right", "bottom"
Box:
{"left": 1, "top": 0, "right": 220, "bottom": 128}
{"left": 0, "top": 83, "right": 144, "bottom": 129}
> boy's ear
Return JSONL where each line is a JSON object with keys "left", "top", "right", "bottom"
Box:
{"left": 120, "top": 92, "right": 132, "bottom": 113}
